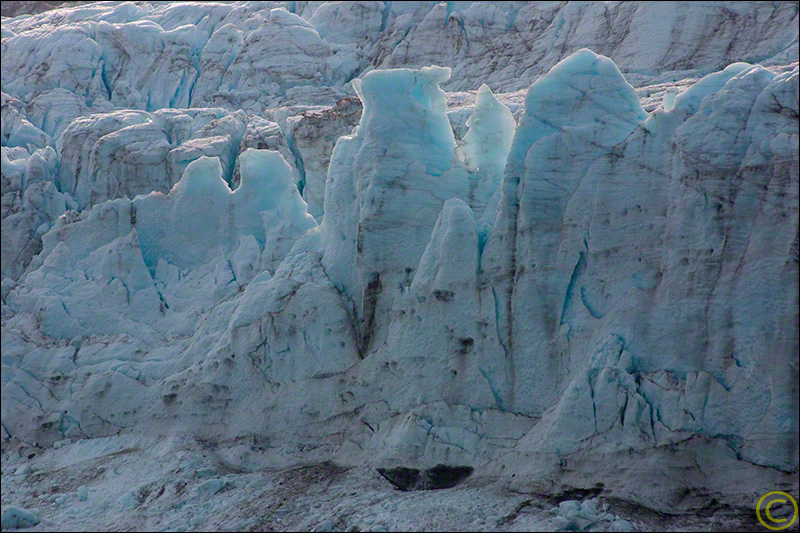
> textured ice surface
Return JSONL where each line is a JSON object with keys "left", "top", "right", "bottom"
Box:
{"left": 2, "top": 434, "right": 764, "bottom": 531}
{"left": 2, "top": 1, "right": 799, "bottom": 528}
{"left": 0, "top": 506, "right": 40, "bottom": 529}
{"left": 2, "top": 1, "right": 798, "bottom": 280}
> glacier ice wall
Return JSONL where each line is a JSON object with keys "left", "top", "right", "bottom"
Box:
{"left": 2, "top": 1, "right": 798, "bottom": 281}
{"left": 2, "top": 1, "right": 799, "bottom": 513}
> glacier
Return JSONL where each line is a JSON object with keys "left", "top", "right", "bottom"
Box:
{"left": 1, "top": 1, "right": 799, "bottom": 531}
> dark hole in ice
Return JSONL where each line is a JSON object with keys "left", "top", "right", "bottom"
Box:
{"left": 376, "top": 467, "right": 419, "bottom": 491}
{"left": 557, "top": 486, "right": 604, "bottom": 502}
{"left": 377, "top": 464, "right": 474, "bottom": 491}
{"left": 426, "top": 464, "right": 474, "bottom": 488}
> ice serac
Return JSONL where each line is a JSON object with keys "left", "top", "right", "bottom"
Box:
{"left": 1, "top": 146, "right": 324, "bottom": 443}
{"left": 1, "top": 143, "right": 65, "bottom": 281}
{"left": 218, "top": 8, "right": 336, "bottom": 104}
{"left": 135, "top": 151, "right": 316, "bottom": 272}
{"left": 57, "top": 111, "right": 172, "bottom": 209}
{"left": 377, "top": 198, "right": 510, "bottom": 415}
{"left": 178, "top": 64, "right": 518, "bottom": 466}
{"left": 320, "top": 65, "right": 468, "bottom": 354}
{"left": 484, "top": 49, "right": 649, "bottom": 416}
{"left": 496, "top": 63, "right": 799, "bottom": 509}
{"left": 454, "top": 83, "right": 515, "bottom": 217}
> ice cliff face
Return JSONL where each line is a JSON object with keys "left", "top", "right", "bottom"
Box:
{"left": 2, "top": 0, "right": 798, "bottom": 514}
{"left": 2, "top": 1, "right": 798, "bottom": 279}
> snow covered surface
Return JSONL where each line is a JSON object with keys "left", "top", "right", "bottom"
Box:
{"left": 2, "top": 1, "right": 799, "bottom": 531}
{"left": 0, "top": 434, "right": 770, "bottom": 532}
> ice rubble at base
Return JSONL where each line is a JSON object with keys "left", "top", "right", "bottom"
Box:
{"left": 551, "top": 499, "right": 634, "bottom": 532}
{"left": 0, "top": 506, "right": 40, "bottom": 530}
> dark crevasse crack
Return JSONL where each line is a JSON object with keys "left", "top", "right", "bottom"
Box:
{"left": 559, "top": 248, "right": 588, "bottom": 341}
{"left": 479, "top": 367, "right": 505, "bottom": 412}
{"left": 284, "top": 124, "right": 307, "bottom": 196}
